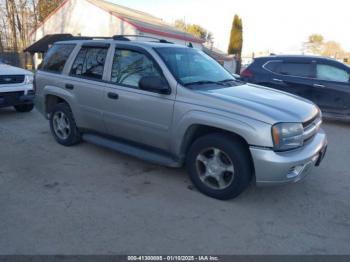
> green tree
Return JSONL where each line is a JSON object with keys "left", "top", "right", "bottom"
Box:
{"left": 227, "top": 14, "right": 243, "bottom": 73}
{"left": 174, "top": 19, "right": 186, "bottom": 31}
{"left": 322, "top": 41, "right": 344, "bottom": 58}
{"left": 174, "top": 19, "right": 213, "bottom": 42}
{"left": 305, "top": 34, "right": 324, "bottom": 54}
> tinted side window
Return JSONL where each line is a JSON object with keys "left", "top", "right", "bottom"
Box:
{"left": 70, "top": 46, "right": 108, "bottom": 80}
{"left": 264, "top": 61, "right": 282, "bottom": 72}
{"left": 111, "top": 49, "right": 161, "bottom": 88}
{"left": 277, "top": 62, "right": 313, "bottom": 77}
{"left": 316, "top": 64, "right": 349, "bottom": 82}
{"left": 41, "top": 44, "right": 75, "bottom": 73}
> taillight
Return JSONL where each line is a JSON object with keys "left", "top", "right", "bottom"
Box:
{"left": 241, "top": 68, "right": 253, "bottom": 78}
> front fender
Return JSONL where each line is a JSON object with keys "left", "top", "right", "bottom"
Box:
{"left": 171, "top": 110, "right": 273, "bottom": 156}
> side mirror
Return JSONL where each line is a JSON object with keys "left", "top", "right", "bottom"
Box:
{"left": 139, "top": 76, "right": 170, "bottom": 94}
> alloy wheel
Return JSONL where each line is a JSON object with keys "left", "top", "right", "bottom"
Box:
{"left": 195, "top": 147, "right": 235, "bottom": 190}
{"left": 52, "top": 111, "right": 71, "bottom": 140}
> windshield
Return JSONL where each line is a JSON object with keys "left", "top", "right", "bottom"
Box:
{"left": 154, "top": 47, "right": 235, "bottom": 86}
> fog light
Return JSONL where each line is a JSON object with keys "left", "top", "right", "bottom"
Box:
{"left": 287, "top": 165, "right": 304, "bottom": 179}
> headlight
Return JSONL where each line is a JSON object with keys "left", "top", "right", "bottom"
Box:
{"left": 272, "top": 122, "right": 304, "bottom": 151}
{"left": 25, "top": 75, "right": 34, "bottom": 85}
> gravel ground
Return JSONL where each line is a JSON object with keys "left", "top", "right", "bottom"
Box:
{"left": 0, "top": 108, "right": 349, "bottom": 255}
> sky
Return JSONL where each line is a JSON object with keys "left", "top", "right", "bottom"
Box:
{"left": 109, "top": 0, "right": 350, "bottom": 55}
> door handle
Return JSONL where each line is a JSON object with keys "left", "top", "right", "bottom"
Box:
{"left": 273, "top": 78, "right": 284, "bottom": 82}
{"left": 65, "top": 84, "right": 74, "bottom": 90}
{"left": 313, "top": 84, "right": 325, "bottom": 88}
{"left": 107, "top": 92, "right": 119, "bottom": 99}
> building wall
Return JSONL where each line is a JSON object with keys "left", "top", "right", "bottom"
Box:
{"left": 28, "top": 0, "right": 204, "bottom": 67}
{"left": 29, "top": 0, "right": 137, "bottom": 43}
{"left": 223, "top": 59, "right": 237, "bottom": 74}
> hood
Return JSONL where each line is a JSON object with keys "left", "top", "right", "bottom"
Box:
{"left": 0, "top": 64, "right": 33, "bottom": 75}
{"left": 198, "top": 83, "right": 319, "bottom": 124}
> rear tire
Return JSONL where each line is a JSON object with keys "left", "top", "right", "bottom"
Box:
{"left": 14, "top": 104, "right": 34, "bottom": 112}
{"left": 49, "top": 103, "right": 81, "bottom": 146}
{"left": 186, "top": 133, "right": 253, "bottom": 200}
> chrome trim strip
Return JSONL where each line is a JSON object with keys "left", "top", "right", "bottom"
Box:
{"left": 303, "top": 118, "right": 322, "bottom": 141}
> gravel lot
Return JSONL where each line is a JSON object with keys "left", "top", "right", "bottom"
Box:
{"left": 0, "top": 108, "right": 350, "bottom": 255}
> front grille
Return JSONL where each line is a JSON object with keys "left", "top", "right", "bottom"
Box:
{"left": 303, "top": 112, "right": 322, "bottom": 142}
{"left": 303, "top": 113, "right": 319, "bottom": 128}
{"left": 0, "top": 75, "right": 25, "bottom": 85}
{"left": 0, "top": 91, "right": 24, "bottom": 106}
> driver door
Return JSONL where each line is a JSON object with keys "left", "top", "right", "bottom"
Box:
{"left": 102, "top": 47, "right": 175, "bottom": 151}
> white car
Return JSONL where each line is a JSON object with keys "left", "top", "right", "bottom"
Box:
{"left": 0, "top": 62, "right": 34, "bottom": 112}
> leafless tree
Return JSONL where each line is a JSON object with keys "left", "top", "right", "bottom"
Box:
{"left": 0, "top": 0, "right": 61, "bottom": 52}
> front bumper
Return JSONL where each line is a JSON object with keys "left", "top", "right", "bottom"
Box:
{"left": 0, "top": 90, "right": 35, "bottom": 107}
{"left": 250, "top": 129, "right": 327, "bottom": 186}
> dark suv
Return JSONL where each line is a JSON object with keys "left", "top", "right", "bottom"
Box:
{"left": 241, "top": 55, "right": 350, "bottom": 120}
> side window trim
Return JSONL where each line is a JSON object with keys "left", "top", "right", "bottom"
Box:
{"left": 69, "top": 45, "right": 110, "bottom": 82}
{"left": 263, "top": 60, "right": 314, "bottom": 79}
{"left": 263, "top": 59, "right": 350, "bottom": 81}
{"left": 310, "top": 61, "right": 317, "bottom": 79}
{"left": 262, "top": 60, "right": 283, "bottom": 74}
{"left": 62, "top": 44, "right": 82, "bottom": 75}
{"left": 107, "top": 45, "right": 169, "bottom": 93}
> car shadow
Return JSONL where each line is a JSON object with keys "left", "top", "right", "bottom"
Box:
{"left": 0, "top": 107, "right": 35, "bottom": 119}
{"left": 0, "top": 107, "right": 17, "bottom": 116}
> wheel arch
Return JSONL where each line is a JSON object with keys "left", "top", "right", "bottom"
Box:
{"left": 45, "top": 94, "right": 67, "bottom": 114}
{"left": 43, "top": 88, "right": 76, "bottom": 119}
{"left": 172, "top": 110, "right": 272, "bottom": 158}
{"left": 179, "top": 124, "right": 251, "bottom": 158}
{"left": 179, "top": 124, "right": 256, "bottom": 184}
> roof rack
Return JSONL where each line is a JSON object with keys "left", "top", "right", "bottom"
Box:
{"left": 112, "top": 35, "right": 173, "bottom": 44}
{"left": 24, "top": 34, "right": 175, "bottom": 54}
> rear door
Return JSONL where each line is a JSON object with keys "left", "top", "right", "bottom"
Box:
{"left": 312, "top": 62, "right": 350, "bottom": 116}
{"left": 263, "top": 60, "right": 316, "bottom": 102}
{"left": 65, "top": 43, "right": 110, "bottom": 132}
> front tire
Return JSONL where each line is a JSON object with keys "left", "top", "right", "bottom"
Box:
{"left": 14, "top": 104, "right": 34, "bottom": 112}
{"left": 186, "top": 133, "right": 253, "bottom": 200}
{"left": 49, "top": 103, "right": 81, "bottom": 146}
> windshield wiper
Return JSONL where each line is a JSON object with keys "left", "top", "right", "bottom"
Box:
{"left": 219, "top": 77, "right": 245, "bottom": 85}
{"left": 219, "top": 78, "right": 235, "bottom": 83}
{"left": 184, "top": 80, "right": 227, "bottom": 86}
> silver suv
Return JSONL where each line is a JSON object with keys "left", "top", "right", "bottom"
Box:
{"left": 35, "top": 36, "right": 327, "bottom": 199}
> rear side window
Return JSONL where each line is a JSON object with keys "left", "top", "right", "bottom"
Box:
{"left": 70, "top": 46, "right": 108, "bottom": 80}
{"left": 264, "top": 61, "right": 281, "bottom": 72}
{"left": 264, "top": 60, "right": 313, "bottom": 78}
{"left": 41, "top": 44, "right": 75, "bottom": 73}
{"left": 316, "top": 64, "right": 349, "bottom": 82}
{"left": 277, "top": 62, "right": 313, "bottom": 77}
{"left": 110, "top": 49, "right": 161, "bottom": 88}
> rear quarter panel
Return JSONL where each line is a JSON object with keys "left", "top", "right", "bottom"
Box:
{"left": 35, "top": 71, "right": 79, "bottom": 119}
